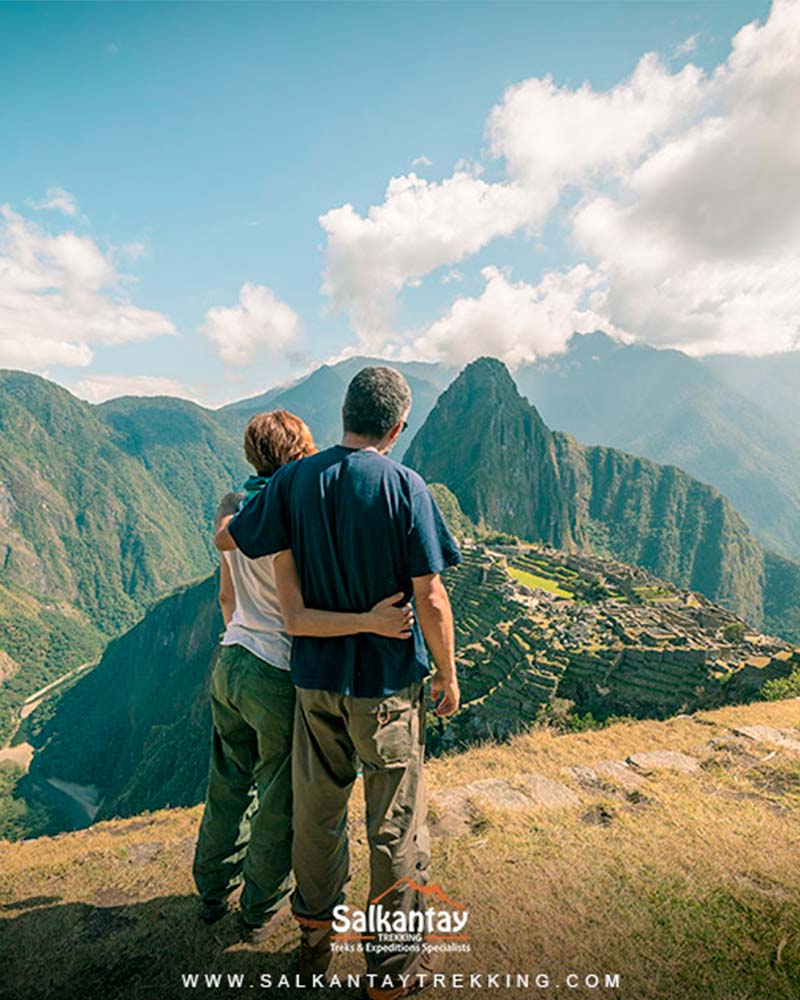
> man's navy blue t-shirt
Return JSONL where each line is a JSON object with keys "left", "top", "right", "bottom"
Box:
{"left": 228, "top": 445, "right": 461, "bottom": 697}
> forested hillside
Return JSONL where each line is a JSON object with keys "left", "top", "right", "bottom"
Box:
{"left": 0, "top": 372, "right": 243, "bottom": 737}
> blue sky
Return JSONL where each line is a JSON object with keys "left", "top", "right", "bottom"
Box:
{"left": 2, "top": 0, "right": 790, "bottom": 406}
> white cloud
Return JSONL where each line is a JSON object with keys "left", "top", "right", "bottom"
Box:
{"left": 411, "top": 155, "right": 432, "bottom": 169}
{"left": 673, "top": 34, "right": 699, "bottom": 58}
{"left": 487, "top": 53, "right": 703, "bottom": 195}
{"left": 203, "top": 282, "right": 301, "bottom": 367}
{"left": 325, "top": 0, "right": 799, "bottom": 362}
{"left": 0, "top": 205, "right": 175, "bottom": 371}
{"left": 320, "top": 172, "right": 533, "bottom": 342}
{"left": 402, "top": 265, "right": 618, "bottom": 367}
{"left": 29, "top": 186, "right": 80, "bottom": 217}
{"left": 72, "top": 374, "right": 199, "bottom": 405}
{"left": 320, "top": 49, "right": 704, "bottom": 345}
{"left": 572, "top": 0, "right": 800, "bottom": 356}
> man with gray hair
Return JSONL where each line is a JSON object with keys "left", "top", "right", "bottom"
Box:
{"left": 218, "top": 366, "right": 461, "bottom": 998}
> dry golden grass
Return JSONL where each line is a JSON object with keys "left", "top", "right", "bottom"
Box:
{"left": 1, "top": 700, "right": 799, "bottom": 1000}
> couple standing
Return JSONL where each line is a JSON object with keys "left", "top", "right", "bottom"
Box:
{"left": 192, "top": 366, "right": 462, "bottom": 999}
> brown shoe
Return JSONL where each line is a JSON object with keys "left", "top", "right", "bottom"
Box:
{"left": 241, "top": 903, "right": 293, "bottom": 945}
{"left": 298, "top": 920, "right": 334, "bottom": 986}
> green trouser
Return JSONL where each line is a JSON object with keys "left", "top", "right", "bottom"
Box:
{"left": 291, "top": 681, "right": 431, "bottom": 981}
{"left": 193, "top": 643, "right": 294, "bottom": 926}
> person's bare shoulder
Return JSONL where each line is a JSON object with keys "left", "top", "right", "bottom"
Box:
{"left": 215, "top": 492, "right": 244, "bottom": 531}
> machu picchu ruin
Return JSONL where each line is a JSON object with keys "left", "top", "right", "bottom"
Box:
{"left": 435, "top": 539, "right": 798, "bottom": 752}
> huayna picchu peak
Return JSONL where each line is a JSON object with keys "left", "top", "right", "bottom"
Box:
{"left": 405, "top": 357, "right": 800, "bottom": 642}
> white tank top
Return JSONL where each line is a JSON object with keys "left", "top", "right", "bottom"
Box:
{"left": 220, "top": 548, "right": 292, "bottom": 671}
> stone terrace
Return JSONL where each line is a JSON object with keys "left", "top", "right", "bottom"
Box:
{"left": 434, "top": 542, "right": 798, "bottom": 752}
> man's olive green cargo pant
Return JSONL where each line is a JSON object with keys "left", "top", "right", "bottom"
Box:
{"left": 291, "top": 681, "right": 431, "bottom": 983}
{"left": 193, "top": 644, "right": 294, "bottom": 926}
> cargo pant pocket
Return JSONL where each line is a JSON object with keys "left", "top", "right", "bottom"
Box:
{"left": 351, "top": 687, "right": 421, "bottom": 770}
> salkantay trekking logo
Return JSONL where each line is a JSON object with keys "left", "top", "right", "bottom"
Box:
{"left": 332, "top": 878, "right": 471, "bottom": 956}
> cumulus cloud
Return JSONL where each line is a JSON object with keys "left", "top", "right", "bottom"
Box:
{"left": 320, "top": 49, "right": 705, "bottom": 344}
{"left": 323, "top": 0, "right": 799, "bottom": 362}
{"left": 411, "top": 155, "right": 432, "bottom": 169}
{"left": 29, "top": 187, "right": 80, "bottom": 217}
{"left": 487, "top": 53, "right": 703, "bottom": 195}
{"left": 0, "top": 205, "right": 175, "bottom": 370}
{"left": 572, "top": 0, "right": 800, "bottom": 355}
{"left": 203, "top": 282, "right": 301, "bottom": 367}
{"left": 402, "top": 265, "right": 616, "bottom": 367}
{"left": 72, "top": 374, "right": 200, "bottom": 405}
{"left": 320, "top": 172, "right": 533, "bottom": 340}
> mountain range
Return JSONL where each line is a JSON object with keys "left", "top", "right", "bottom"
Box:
{"left": 2, "top": 347, "right": 800, "bottom": 837}
{"left": 405, "top": 357, "right": 800, "bottom": 640}
{"left": 219, "top": 357, "right": 454, "bottom": 455}
{"left": 516, "top": 332, "right": 800, "bottom": 560}
{"left": 4, "top": 345, "right": 800, "bottom": 738}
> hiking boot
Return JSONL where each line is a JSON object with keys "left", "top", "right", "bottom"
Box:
{"left": 199, "top": 898, "right": 229, "bottom": 925}
{"left": 298, "top": 921, "right": 334, "bottom": 986}
{"left": 364, "top": 948, "right": 445, "bottom": 1000}
{"left": 240, "top": 904, "right": 293, "bottom": 945}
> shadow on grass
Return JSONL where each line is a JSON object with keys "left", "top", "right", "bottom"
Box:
{"left": 0, "top": 892, "right": 331, "bottom": 1000}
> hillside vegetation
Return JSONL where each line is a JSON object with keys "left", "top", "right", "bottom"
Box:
{"left": 0, "top": 584, "right": 102, "bottom": 745}
{"left": 405, "top": 358, "right": 800, "bottom": 642}
{"left": 0, "top": 372, "right": 245, "bottom": 733}
{"left": 1, "top": 700, "right": 799, "bottom": 1000}
{"left": 15, "top": 575, "right": 222, "bottom": 833}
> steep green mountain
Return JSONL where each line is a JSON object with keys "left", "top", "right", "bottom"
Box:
{"left": 515, "top": 333, "right": 800, "bottom": 559}
{"left": 0, "top": 371, "right": 221, "bottom": 632}
{"left": 704, "top": 350, "right": 800, "bottom": 443}
{"left": 763, "top": 550, "right": 800, "bottom": 645}
{"left": 19, "top": 574, "right": 221, "bottom": 831}
{"left": 0, "top": 372, "right": 244, "bottom": 738}
{"left": 98, "top": 395, "right": 248, "bottom": 562}
{"left": 405, "top": 357, "right": 800, "bottom": 635}
{"left": 220, "top": 356, "right": 454, "bottom": 457}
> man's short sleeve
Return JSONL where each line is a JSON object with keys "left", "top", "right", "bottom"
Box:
{"left": 228, "top": 472, "right": 291, "bottom": 559}
{"left": 408, "top": 486, "right": 462, "bottom": 578}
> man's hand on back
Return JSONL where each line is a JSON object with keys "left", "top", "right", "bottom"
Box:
{"left": 412, "top": 572, "right": 460, "bottom": 717}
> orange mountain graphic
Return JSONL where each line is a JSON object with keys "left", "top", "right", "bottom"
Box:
{"left": 371, "top": 877, "right": 466, "bottom": 909}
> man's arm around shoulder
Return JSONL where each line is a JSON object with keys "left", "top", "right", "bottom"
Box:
{"left": 413, "top": 572, "right": 459, "bottom": 717}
